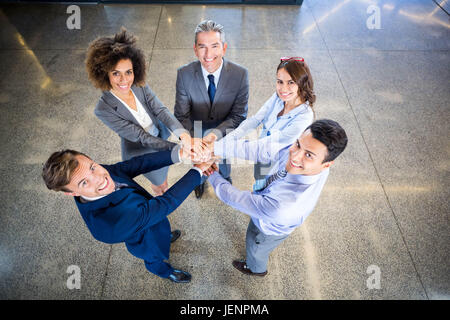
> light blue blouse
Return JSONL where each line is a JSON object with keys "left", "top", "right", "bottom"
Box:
{"left": 222, "top": 92, "right": 314, "bottom": 190}
{"left": 223, "top": 92, "right": 313, "bottom": 147}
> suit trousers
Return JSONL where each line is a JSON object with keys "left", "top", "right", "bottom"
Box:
{"left": 200, "top": 127, "right": 231, "bottom": 183}
{"left": 140, "top": 120, "right": 172, "bottom": 186}
{"left": 144, "top": 260, "right": 173, "bottom": 278}
{"left": 245, "top": 219, "right": 289, "bottom": 273}
{"left": 125, "top": 218, "right": 175, "bottom": 279}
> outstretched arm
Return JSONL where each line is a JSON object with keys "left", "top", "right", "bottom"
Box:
{"left": 111, "top": 147, "right": 184, "bottom": 179}
{"left": 208, "top": 171, "right": 279, "bottom": 223}
{"left": 95, "top": 102, "right": 176, "bottom": 151}
{"left": 212, "top": 137, "right": 283, "bottom": 165}
{"left": 112, "top": 168, "right": 202, "bottom": 241}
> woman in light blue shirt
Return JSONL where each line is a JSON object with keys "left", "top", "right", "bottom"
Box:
{"left": 224, "top": 57, "right": 316, "bottom": 190}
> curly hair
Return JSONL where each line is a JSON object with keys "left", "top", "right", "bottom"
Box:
{"left": 85, "top": 27, "right": 146, "bottom": 91}
{"left": 277, "top": 59, "right": 316, "bottom": 114}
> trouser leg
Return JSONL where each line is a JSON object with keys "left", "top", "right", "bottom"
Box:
{"left": 144, "top": 260, "right": 174, "bottom": 279}
{"left": 245, "top": 219, "right": 289, "bottom": 273}
{"left": 218, "top": 159, "right": 231, "bottom": 180}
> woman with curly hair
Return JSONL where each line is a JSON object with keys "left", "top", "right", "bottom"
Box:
{"left": 86, "top": 28, "right": 198, "bottom": 196}
{"left": 221, "top": 57, "right": 316, "bottom": 191}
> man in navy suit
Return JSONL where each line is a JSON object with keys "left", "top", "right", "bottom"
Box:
{"left": 42, "top": 147, "right": 213, "bottom": 283}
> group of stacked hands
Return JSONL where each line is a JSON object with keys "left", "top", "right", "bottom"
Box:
{"left": 178, "top": 133, "right": 221, "bottom": 176}
{"left": 41, "top": 19, "right": 348, "bottom": 285}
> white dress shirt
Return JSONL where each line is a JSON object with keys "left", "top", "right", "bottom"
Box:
{"left": 200, "top": 58, "right": 223, "bottom": 90}
{"left": 110, "top": 89, "right": 157, "bottom": 135}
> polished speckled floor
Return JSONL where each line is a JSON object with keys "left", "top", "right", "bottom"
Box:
{"left": 0, "top": 0, "right": 449, "bottom": 300}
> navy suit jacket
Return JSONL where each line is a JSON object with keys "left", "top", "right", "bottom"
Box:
{"left": 74, "top": 150, "right": 201, "bottom": 262}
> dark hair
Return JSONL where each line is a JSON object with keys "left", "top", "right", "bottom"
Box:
{"left": 42, "top": 150, "right": 90, "bottom": 192}
{"left": 277, "top": 59, "right": 316, "bottom": 113}
{"left": 85, "top": 27, "right": 146, "bottom": 91}
{"left": 305, "top": 119, "right": 348, "bottom": 163}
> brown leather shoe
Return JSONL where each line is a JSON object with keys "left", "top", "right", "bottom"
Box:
{"left": 232, "top": 260, "right": 267, "bottom": 277}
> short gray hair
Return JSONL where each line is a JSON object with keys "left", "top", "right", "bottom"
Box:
{"left": 194, "top": 20, "right": 225, "bottom": 44}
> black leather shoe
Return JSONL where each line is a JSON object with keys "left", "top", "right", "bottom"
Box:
{"left": 168, "top": 269, "right": 191, "bottom": 283}
{"left": 225, "top": 177, "right": 233, "bottom": 184}
{"left": 232, "top": 260, "right": 267, "bottom": 277}
{"left": 194, "top": 182, "right": 205, "bottom": 199}
{"left": 170, "top": 230, "right": 181, "bottom": 243}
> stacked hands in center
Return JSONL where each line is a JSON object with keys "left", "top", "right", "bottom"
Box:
{"left": 179, "top": 132, "right": 219, "bottom": 176}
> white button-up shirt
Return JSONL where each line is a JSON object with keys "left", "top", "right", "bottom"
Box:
{"left": 200, "top": 58, "right": 223, "bottom": 90}
{"left": 110, "top": 89, "right": 156, "bottom": 135}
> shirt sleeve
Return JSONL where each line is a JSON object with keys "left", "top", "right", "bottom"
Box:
{"left": 270, "top": 108, "right": 314, "bottom": 148}
{"left": 208, "top": 172, "right": 280, "bottom": 222}
{"left": 214, "top": 136, "right": 283, "bottom": 165}
{"left": 191, "top": 166, "right": 204, "bottom": 177}
{"left": 223, "top": 93, "right": 275, "bottom": 141}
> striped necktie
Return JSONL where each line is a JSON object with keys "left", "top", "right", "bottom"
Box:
{"left": 260, "top": 168, "right": 287, "bottom": 191}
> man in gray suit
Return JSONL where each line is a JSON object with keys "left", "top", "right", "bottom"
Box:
{"left": 174, "top": 20, "right": 249, "bottom": 199}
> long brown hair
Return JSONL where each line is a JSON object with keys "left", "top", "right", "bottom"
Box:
{"left": 277, "top": 59, "right": 316, "bottom": 115}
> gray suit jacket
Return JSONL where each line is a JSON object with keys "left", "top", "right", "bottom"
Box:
{"left": 174, "top": 59, "right": 249, "bottom": 138}
{"left": 95, "top": 84, "right": 188, "bottom": 160}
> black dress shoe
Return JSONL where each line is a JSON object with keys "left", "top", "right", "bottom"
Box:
{"left": 232, "top": 260, "right": 267, "bottom": 277}
{"left": 194, "top": 182, "right": 205, "bottom": 199}
{"left": 168, "top": 269, "right": 191, "bottom": 283}
{"left": 225, "top": 177, "right": 232, "bottom": 184}
{"left": 170, "top": 230, "right": 181, "bottom": 243}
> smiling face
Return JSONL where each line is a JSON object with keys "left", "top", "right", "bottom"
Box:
{"left": 276, "top": 67, "right": 302, "bottom": 105}
{"left": 64, "top": 155, "right": 115, "bottom": 198}
{"left": 286, "top": 129, "right": 333, "bottom": 176}
{"left": 108, "top": 58, "right": 134, "bottom": 95}
{"left": 194, "top": 31, "right": 227, "bottom": 73}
